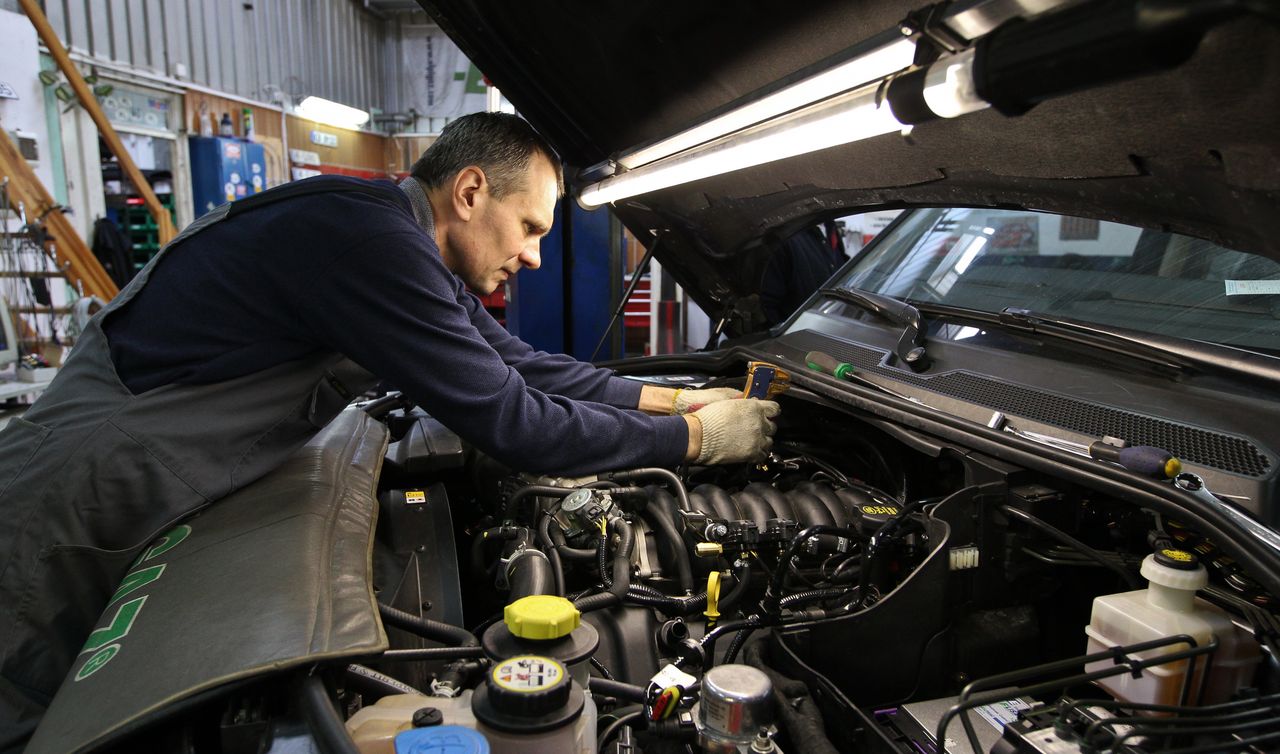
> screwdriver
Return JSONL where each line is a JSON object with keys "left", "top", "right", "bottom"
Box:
{"left": 1010, "top": 427, "right": 1182, "bottom": 479}
{"left": 805, "top": 350, "right": 857, "bottom": 381}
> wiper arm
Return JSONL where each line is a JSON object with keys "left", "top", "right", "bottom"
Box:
{"left": 911, "top": 300, "right": 1198, "bottom": 376}
{"left": 818, "top": 288, "right": 931, "bottom": 371}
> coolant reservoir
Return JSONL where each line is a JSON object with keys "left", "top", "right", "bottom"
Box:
{"left": 1084, "top": 548, "right": 1260, "bottom": 708}
{"left": 346, "top": 692, "right": 479, "bottom": 754}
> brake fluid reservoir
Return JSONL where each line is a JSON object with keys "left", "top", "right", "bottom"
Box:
{"left": 1084, "top": 548, "right": 1260, "bottom": 708}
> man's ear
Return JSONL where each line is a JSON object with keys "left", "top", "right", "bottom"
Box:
{"left": 452, "top": 166, "right": 487, "bottom": 221}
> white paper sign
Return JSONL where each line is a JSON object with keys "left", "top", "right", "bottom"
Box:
{"left": 1225, "top": 280, "right": 1280, "bottom": 296}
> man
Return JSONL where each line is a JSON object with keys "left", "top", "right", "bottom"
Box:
{"left": 760, "top": 221, "right": 848, "bottom": 326}
{"left": 0, "top": 112, "right": 778, "bottom": 748}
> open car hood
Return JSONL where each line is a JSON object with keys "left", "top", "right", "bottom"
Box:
{"left": 417, "top": 1, "right": 1280, "bottom": 326}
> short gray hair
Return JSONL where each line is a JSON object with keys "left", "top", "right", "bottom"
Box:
{"left": 411, "top": 112, "right": 563, "bottom": 199}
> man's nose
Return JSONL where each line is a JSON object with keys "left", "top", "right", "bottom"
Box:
{"left": 519, "top": 243, "right": 541, "bottom": 270}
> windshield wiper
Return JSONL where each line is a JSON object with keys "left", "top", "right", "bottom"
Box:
{"left": 817, "top": 288, "right": 932, "bottom": 371}
{"left": 907, "top": 302, "right": 1280, "bottom": 384}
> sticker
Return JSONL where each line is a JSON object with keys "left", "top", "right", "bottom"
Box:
{"left": 224, "top": 183, "right": 235, "bottom": 201}
{"left": 251, "top": 163, "right": 261, "bottom": 174}
{"left": 251, "top": 175, "right": 263, "bottom": 190}
{"left": 405, "top": 490, "right": 427, "bottom": 505}
{"left": 229, "top": 171, "right": 241, "bottom": 184}
{"left": 651, "top": 663, "right": 698, "bottom": 690}
{"left": 1225, "top": 280, "right": 1280, "bottom": 296}
{"left": 974, "top": 697, "right": 1033, "bottom": 732}
{"left": 236, "top": 185, "right": 247, "bottom": 197}
{"left": 223, "top": 143, "right": 242, "bottom": 160}
{"left": 493, "top": 656, "right": 563, "bottom": 692}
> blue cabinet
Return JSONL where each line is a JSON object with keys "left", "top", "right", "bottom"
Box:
{"left": 189, "top": 137, "right": 267, "bottom": 218}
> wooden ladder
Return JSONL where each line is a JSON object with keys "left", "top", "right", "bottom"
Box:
{"left": 0, "top": 129, "right": 118, "bottom": 301}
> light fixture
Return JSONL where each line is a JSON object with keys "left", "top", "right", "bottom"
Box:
{"left": 296, "top": 95, "right": 370, "bottom": 128}
{"left": 579, "top": 48, "right": 988, "bottom": 209}
{"left": 616, "top": 35, "right": 917, "bottom": 172}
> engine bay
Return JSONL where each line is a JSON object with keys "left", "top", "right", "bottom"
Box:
{"left": 73, "top": 367, "right": 1280, "bottom": 754}
{"left": 347, "top": 372, "right": 1280, "bottom": 754}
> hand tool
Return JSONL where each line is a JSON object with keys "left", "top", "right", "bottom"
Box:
{"left": 743, "top": 361, "right": 790, "bottom": 399}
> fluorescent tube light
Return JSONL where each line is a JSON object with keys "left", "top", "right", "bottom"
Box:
{"left": 296, "top": 96, "right": 370, "bottom": 128}
{"left": 581, "top": 81, "right": 902, "bottom": 208}
{"left": 579, "top": 49, "right": 989, "bottom": 209}
{"left": 618, "top": 37, "right": 917, "bottom": 171}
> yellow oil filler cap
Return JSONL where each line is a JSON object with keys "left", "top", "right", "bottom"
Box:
{"left": 504, "top": 595, "right": 581, "bottom": 640}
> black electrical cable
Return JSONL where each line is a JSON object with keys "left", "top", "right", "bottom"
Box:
{"left": 588, "top": 677, "right": 650, "bottom": 704}
{"left": 722, "top": 626, "right": 757, "bottom": 665}
{"left": 589, "top": 656, "right": 615, "bottom": 680}
{"left": 779, "top": 587, "right": 855, "bottom": 610}
{"left": 763, "top": 525, "right": 860, "bottom": 613}
{"left": 1000, "top": 504, "right": 1141, "bottom": 589}
{"left": 299, "top": 670, "right": 360, "bottom": 754}
{"left": 574, "top": 519, "right": 635, "bottom": 613}
{"left": 378, "top": 603, "right": 479, "bottom": 647}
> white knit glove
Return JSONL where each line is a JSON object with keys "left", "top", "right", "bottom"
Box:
{"left": 692, "top": 399, "right": 780, "bottom": 464}
{"left": 672, "top": 387, "right": 742, "bottom": 415}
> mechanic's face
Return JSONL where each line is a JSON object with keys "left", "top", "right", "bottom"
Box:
{"left": 450, "top": 154, "right": 557, "bottom": 295}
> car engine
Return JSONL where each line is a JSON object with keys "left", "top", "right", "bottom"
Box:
{"left": 336, "top": 369, "right": 1280, "bottom": 754}
{"left": 61, "top": 367, "right": 1278, "bottom": 754}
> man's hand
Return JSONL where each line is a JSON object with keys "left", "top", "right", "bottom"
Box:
{"left": 683, "top": 399, "right": 780, "bottom": 464}
{"left": 639, "top": 385, "right": 741, "bottom": 415}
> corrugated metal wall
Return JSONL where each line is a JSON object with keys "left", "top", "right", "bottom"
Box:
{"left": 41, "top": 0, "right": 387, "bottom": 112}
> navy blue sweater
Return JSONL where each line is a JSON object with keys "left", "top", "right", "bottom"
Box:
{"left": 103, "top": 176, "right": 688, "bottom": 475}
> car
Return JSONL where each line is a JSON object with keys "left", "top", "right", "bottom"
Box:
{"left": 23, "top": 1, "right": 1280, "bottom": 752}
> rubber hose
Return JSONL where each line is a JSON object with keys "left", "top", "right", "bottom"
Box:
{"left": 378, "top": 603, "right": 479, "bottom": 647}
{"left": 548, "top": 524, "right": 598, "bottom": 561}
{"left": 504, "top": 484, "right": 574, "bottom": 520}
{"left": 344, "top": 663, "right": 419, "bottom": 698}
{"left": 607, "top": 467, "right": 692, "bottom": 512}
{"left": 299, "top": 671, "right": 361, "bottom": 754}
{"left": 648, "top": 490, "right": 695, "bottom": 594}
{"left": 508, "top": 551, "right": 556, "bottom": 601}
{"left": 574, "top": 519, "right": 635, "bottom": 613}
{"left": 471, "top": 527, "right": 518, "bottom": 576}
{"left": 374, "top": 647, "right": 485, "bottom": 662}
{"left": 588, "top": 677, "right": 650, "bottom": 704}
{"left": 537, "top": 514, "right": 566, "bottom": 596}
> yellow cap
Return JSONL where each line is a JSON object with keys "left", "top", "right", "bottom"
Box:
{"left": 504, "top": 595, "right": 580, "bottom": 640}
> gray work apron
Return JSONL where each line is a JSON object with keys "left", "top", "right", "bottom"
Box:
{"left": 0, "top": 181, "right": 383, "bottom": 751}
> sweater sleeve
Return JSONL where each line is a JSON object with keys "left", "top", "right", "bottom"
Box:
{"left": 293, "top": 230, "right": 685, "bottom": 476}
{"left": 461, "top": 291, "right": 643, "bottom": 408}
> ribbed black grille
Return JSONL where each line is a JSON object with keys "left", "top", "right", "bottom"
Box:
{"left": 778, "top": 330, "right": 1272, "bottom": 478}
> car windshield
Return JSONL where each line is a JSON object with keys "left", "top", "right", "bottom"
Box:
{"left": 818, "top": 208, "right": 1280, "bottom": 354}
